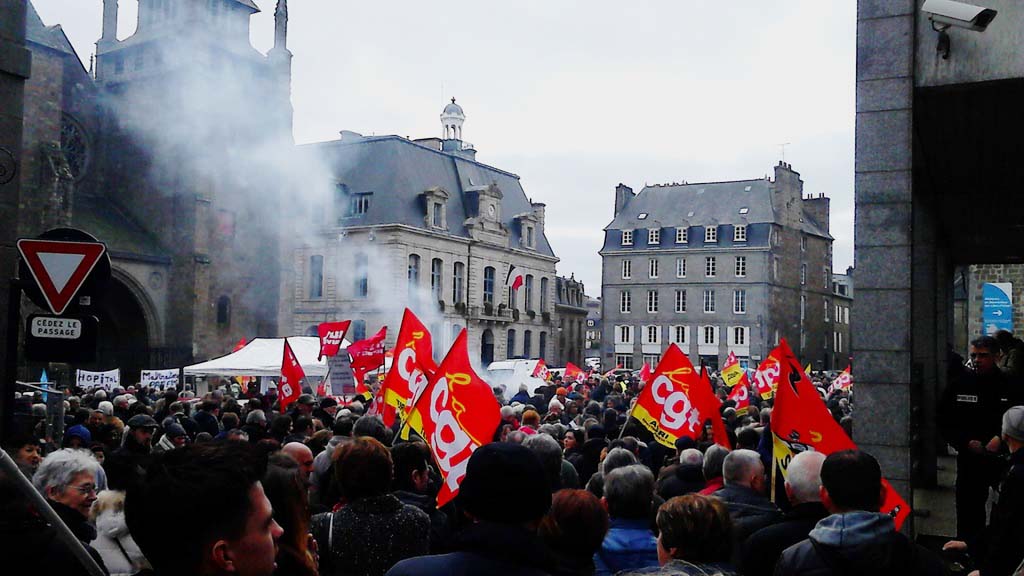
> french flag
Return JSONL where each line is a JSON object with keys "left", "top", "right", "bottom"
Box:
{"left": 506, "top": 264, "right": 524, "bottom": 291}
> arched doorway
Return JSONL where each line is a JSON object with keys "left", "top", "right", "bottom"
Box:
{"left": 481, "top": 329, "right": 494, "bottom": 366}
{"left": 92, "top": 277, "right": 151, "bottom": 385}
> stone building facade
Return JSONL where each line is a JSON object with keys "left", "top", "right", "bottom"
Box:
{"left": 831, "top": 267, "right": 853, "bottom": 370}
{"left": 599, "top": 162, "right": 835, "bottom": 371}
{"left": 584, "top": 296, "right": 602, "bottom": 362}
{"left": 280, "top": 102, "right": 565, "bottom": 367}
{"left": 13, "top": 0, "right": 292, "bottom": 382}
{"left": 553, "top": 275, "right": 587, "bottom": 367}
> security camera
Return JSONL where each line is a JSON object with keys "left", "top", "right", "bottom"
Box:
{"left": 922, "top": 0, "right": 997, "bottom": 32}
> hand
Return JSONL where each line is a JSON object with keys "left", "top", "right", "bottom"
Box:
{"left": 943, "top": 540, "right": 967, "bottom": 552}
{"left": 968, "top": 440, "right": 984, "bottom": 453}
{"left": 968, "top": 571, "right": 980, "bottom": 576}
{"left": 985, "top": 436, "right": 1002, "bottom": 453}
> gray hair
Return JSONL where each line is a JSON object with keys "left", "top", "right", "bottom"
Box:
{"left": 603, "top": 464, "right": 655, "bottom": 519}
{"left": 703, "top": 444, "right": 730, "bottom": 480}
{"left": 500, "top": 405, "right": 515, "bottom": 419}
{"left": 537, "top": 424, "right": 561, "bottom": 438}
{"left": 601, "top": 447, "right": 638, "bottom": 475}
{"left": 722, "top": 449, "right": 764, "bottom": 487}
{"left": 785, "top": 451, "right": 826, "bottom": 504}
{"left": 33, "top": 449, "right": 99, "bottom": 495}
{"left": 245, "top": 409, "right": 267, "bottom": 424}
{"left": 679, "top": 448, "right": 704, "bottom": 466}
{"left": 507, "top": 430, "right": 527, "bottom": 445}
{"left": 523, "top": 433, "right": 563, "bottom": 485}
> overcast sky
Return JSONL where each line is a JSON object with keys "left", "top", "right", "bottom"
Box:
{"left": 33, "top": 0, "right": 856, "bottom": 293}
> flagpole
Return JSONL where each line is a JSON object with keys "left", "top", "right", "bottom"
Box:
{"left": 618, "top": 398, "right": 637, "bottom": 440}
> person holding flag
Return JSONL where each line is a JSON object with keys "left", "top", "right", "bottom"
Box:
{"left": 348, "top": 326, "right": 387, "bottom": 395}
{"left": 279, "top": 339, "right": 305, "bottom": 413}
{"left": 721, "top": 351, "right": 746, "bottom": 388}
{"left": 377, "top": 309, "right": 436, "bottom": 429}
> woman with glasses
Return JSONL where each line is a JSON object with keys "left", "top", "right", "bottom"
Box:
{"left": 32, "top": 448, "right": 108, "bottom": 573}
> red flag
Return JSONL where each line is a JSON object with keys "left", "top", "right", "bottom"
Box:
{"left": 532, "top": 358, "right": 549, "bottom": 380}
{"left": 770, "top": 340, "right": 911, "bottom": 529}
{"left": 631, "top": 344, "right": 730, "bottom": 449}
{"left": 348, "top": 326, "right": 387, "bottom": 394}
{"left": 828, "top": 366, "right": 853, "bottom": 393}
{"left": 721, "top": 351, "right": 747, "bottom": 388}
{"left": 638, "top": 362, "right": 652, "bottom": 386}
{"left": 232, "top": 338, "right": 247, "bottom": 352}
{"left": 406, "top": 329, "right": 501, "bottom": 507}
{"left": 700, "top": 365, "right": 732, "bottom": 449}
{"left": 752, "top": 354, "right": 781, "bottom": 400}
{"left": 279, "top": 339, "right": 305, "bottom": 413}
{"left": 378, "top": 309, "right": 437, "bottom": 428}
{"left": 603, "top": 364, "right": 623, "bottom": 378}
{"left": 727, "top": 380, "right": 751, "bottom": 415}
{"left": 505, "top": 265, "right": 524, "bottom": 292}
{"left": 317, "top": 320, "right": 351, "bottom": 360}
{"left": 564, "top": 362, "right": 585, "bottom": 383}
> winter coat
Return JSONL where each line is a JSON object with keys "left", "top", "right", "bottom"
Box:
{"left": 192, "top": 410, "right": 220, "bottom": 437}
{"left": 658, "top": 463, "right": 705, "bottom": 501}
{"left": 981, "top": 448, "right": 1024, "bottom": 575}
{"left": 774, "top": 511, "right": 945, "bottom": 576}
{"left": 385, "top": 521, "right": 555, "bottom": 576}
{"left": 593, "top": 518, "right": 659, "bottom": 576}
{"left": 0, "top": 498, "right": 109, "bottom": 576}
{"left": 739, "top": 502, "right": 828, "bottom": 576}
{"left": 619, "top": 559, "right": 737, "bottom": 576}
{"left": 392, "top": 490, "right": 451, "bottom": 553}
{"left": 91, "top": 506, "right": 150, "bottom": 576}
{"left": 312, "top": 494, "right": 430, "bottom": 576}
{"left": 711, "top": 484, "right": 782, "bottom": 542}
{"left": 577, "top": 438, "right": 608, "bottom": 483}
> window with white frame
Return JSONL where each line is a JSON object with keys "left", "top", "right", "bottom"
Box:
{"left": 735, "top": 256, "right": 746, "bottom": 277}
{"left": 733, "top": 326, "right": 747, "bottom": 346}
{"left": 643, "top": 354, "right": 660, "bottom": 366}
{"left": 676, "top": 227, "right": 688, "bottom": 243}
{"left": 837, "top": 332, "right": 843, "bottom": 353}
{"left": 647, "top": 290, "right": 659, "bottom": 313}
{"left": 734, "top": 225, "right": 747, "bottom": 242}
{"left": 620, "top": 291, "right": 632, "bottom": 313}
{"left": 801, "top": 236, "right": 807, "bottom": 251}
{"left": 844, "top": 307, "right": 849, "bottom": 324}
{"left": 705, "top": 226, "right": 718, "bottom": 243}
{"left": 616, "top": 325, "right": 634, "bottom": 344}
{"left": 824, "top": 300, "right": 829, "bottom": 321}
{"left": 676, "top": 257, "right": 686, "bottom": 278}
{"left": 622, "top": 230, "right": 633, "bottom": 246}
{"left": 773, "top": 257, "right": 779, "bottom": 281}
{"left": 675, "top": 290, "right": 686, "bottom": 313}
{"left": 800, "top": 294, "right": 806, "bottom": 321}
{"left": 703, "top": 289, "right": 715, "bottom": 313}
{"left": 835, "top": 304, "right": 841, "bottom": 323}
{"left": 615, "top": 354, "right": 635, "bottom": 370}
{"left": 646, "top": 325, "right": 660, "bottom": 344}
{"left": 649, "top": 258, "right": 659, "bottom": 278}
{"left": 733, "top": 290, "right": 746, "bottom": 314}
{"left": 705, "top": 256, "right": 716, "bottom": 277}
{"left": 622, "top": 260, "right": 632, "bottom": 279}
{"left": 673, "top": 325, "right": 687, "bottom": 344}
{"left": 824, "top": 267, "right": 830, "bottom": 289}
{"left": 800, "top": 264, "right": 807, "bottom": 285}
{"left": 703, "top": 325, "right": 717, "bottom": 345}
{"left": 648, "top": 228, "right": 660, "bottom": 245}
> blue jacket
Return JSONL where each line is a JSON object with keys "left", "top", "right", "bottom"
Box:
{"left": 594, "top": 518, "right": 659, "bottom": 576}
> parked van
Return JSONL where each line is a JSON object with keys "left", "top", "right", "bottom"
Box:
{"left": 486, "top": 359, "right": 547, "bottom": 401}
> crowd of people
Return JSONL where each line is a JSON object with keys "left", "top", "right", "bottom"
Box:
{"left": 0, "top": 345, "right": 1022, "bottom": 575}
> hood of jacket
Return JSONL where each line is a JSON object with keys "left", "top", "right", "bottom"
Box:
{"left": 807, "top": 511, "right": 909, "bottom": 567}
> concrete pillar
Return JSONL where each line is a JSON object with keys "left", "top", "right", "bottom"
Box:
{"left": 853, "top": 0, "right": 916, "bottom": 530}
{"left": 0, "top": 0, "right": 29, "bottom": 437}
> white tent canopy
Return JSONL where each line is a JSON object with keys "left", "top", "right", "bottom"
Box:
{"left": 183, "top": 337, "right": 349, "bottom": 377}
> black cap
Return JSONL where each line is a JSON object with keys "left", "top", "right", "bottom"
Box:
{"left": 127, "top": 414, "right": 158, "bottom": 429}
{"left": 298, "top": 394, "right": 316, "bottom": 405}
{"left": 319, "top": 397, "right": 338, "bottom": 408}
{"left": 457, "top": 443, "right": 550, "bottom": 524}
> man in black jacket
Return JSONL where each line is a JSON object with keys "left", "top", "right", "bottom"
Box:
{"left": 741, "top": 451, "right": 827, "bottom": 576}
{"left": 775, "top": 450, "right": 944, "bottom": 576}
{"left": 938, "top": 336, "right": 1021, "bottom": 549}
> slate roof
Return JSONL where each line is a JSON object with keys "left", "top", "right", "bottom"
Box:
{"left": 26, "top": 2, "right": 77, "bottom": 55}
{"left": 605, "top": 178, "right": 831, "bottom": 239}
{"left": 74, "top": 196, "right": 171, "bottom": 264}
{"left": 304, "top": 135, "right": 556, "bottom": 258}
{"left": 232, "top": 0, "right": 261, "bottom": 12}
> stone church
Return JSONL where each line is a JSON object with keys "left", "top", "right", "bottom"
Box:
{"left": 16, "top": 0, "right": 293, "bottom": 382}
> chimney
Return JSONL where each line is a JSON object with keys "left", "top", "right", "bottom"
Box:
{"left": 772, "top": 162, "right": 804, "bottom": 226}
{"left": 802, "top": 193, "right": 830, "bottom": 234}
{"left": 100, "top": 0, "right": 118, "bottom": 45}
{"left": 531, "top": 202, "right": 546, "bottom": 229}
{"left": 614, "top": 183, "right": 635, "bottom": 216}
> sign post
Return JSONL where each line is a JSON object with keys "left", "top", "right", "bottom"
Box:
{"left": 982, "top": 282, "right": 1013, "bottom": 335}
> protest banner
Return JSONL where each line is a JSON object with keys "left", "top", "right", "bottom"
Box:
{"left": 140, "top": 369, "right": 179, "bottom": 390}
{"left": 76, "top": 369, "right": 120, "bottom": 389}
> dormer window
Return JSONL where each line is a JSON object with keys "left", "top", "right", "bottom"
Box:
{"left": 648, "top": 228, "right": 660, "bottom": 245}
{"left": 676, "top": 227, "right": 688, "bottom": 244}
{"left": 422, "top": 187, "right": 449, "bottom": 230}
{"left": 525, "top": 225, "right": 535, "bottom": 248}
{"left": 432, "top": 203, "right": 443, "bottom": 227}
{"left": 705, "top": 226, "right": 718, "bottom": 243}
{"left": 622, "top": 230, "right": 634, "bottom": 246}
{"left": 734, "top": 225, "right": 747, "bottom": 242}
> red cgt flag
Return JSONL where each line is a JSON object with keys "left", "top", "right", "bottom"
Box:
{"left": 317, "top": 320, "right": 351, "bottom": 360}
{"left": 279, "top": 339, "right": 305, "bottom": 413}
{"left": 631, "top": 344, "right": 730, "bottom": 449}
{"left": 564, "top": 362, "right": 585, "bottom": 383}
{"left": 378, "top": 309, "right": 437, "bottom": 428}
{"left": 638, "top": 362, "right": 652, "bottom": 386}
{"left": 532, "top": 358, "right": 550, "bottom": 380}
{"left": 727, "top": 380, "right": 752, "bottom": 415}
{"left": 828, "top": 366, "right": 853, "bottom": 393}
{"left": 769, "top": 339, "right": 911, "bottom": 530}
{"left": 348, "top": 326, "right": 387, "bottom": 394}
{"left": 407, "top": 329, "right": 501, "bottom": 508}
{"left": 752, "top": 354, "right": 781, "bottom": 400}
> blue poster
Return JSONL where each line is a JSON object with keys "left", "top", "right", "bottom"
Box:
{"left": 982, "top": 282, "right": 1013, "bottom": 335}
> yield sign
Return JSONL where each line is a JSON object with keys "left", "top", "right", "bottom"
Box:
{"left": 17, "top": 239, "right": 106, "bottom": 315}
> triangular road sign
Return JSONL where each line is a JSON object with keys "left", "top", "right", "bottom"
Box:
{"left": 17, "top": 239, "right": 106, "bottom": 315}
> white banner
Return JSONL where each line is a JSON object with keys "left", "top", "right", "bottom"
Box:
{"left": 140, "top": 369, "right": 179, "bottom": 390}
{"left": 77, "top": 369, "right": 120, "bottom": 389}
